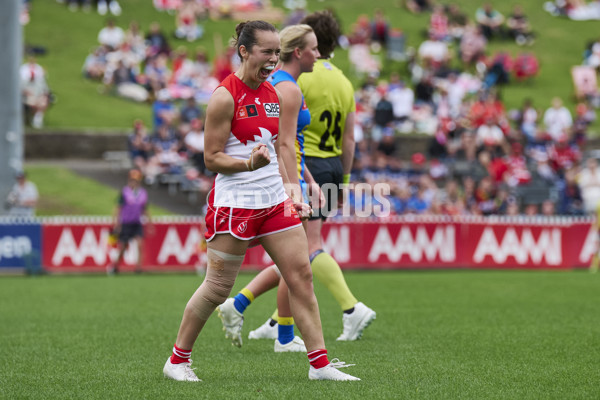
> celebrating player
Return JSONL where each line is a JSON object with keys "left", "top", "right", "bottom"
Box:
{"left": 217, "top": 23, "right": 323, "bottom": 352}
{"left": 163, "top": 20, "right": 359, "bottom": 382}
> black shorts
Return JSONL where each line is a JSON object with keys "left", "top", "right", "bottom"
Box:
{"left": 118, "top": 222, "right": 143, "bottom": 243}
{"left": 305, "top": 156, "right": 343, "bottom": 221}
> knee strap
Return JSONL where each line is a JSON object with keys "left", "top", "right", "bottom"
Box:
{"left": 186, "top": 248, "right": 245, "bottom": 320}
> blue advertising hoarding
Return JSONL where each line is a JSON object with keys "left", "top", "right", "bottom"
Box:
{"left": 0, "top": 219, "right": 42, "bottom": 270}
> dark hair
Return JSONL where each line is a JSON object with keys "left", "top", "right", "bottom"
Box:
{"left": 301, "top": 10, "right": 340, "bottom": 58}
{"left": 233, "top": 20, "right": 277, "bottom": 60}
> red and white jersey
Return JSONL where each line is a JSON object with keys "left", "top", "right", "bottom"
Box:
{"left": 211, "top": 73, "right": 286, "bottom": 209}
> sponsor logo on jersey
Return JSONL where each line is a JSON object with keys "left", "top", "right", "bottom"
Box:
{"left": 237, "top": 93, "right": 246, "bottom": 104}
{"left": 255, "top": 97, "right": 261, "bottom": 105}
{"left": 263, "top": 103, "right": 279, "bottom": 118}
{"left": 238, "top": 221, "right": 248, "bottom": 233}
{"left": 236, "top": 104, "right": 259, "bottom": 120}
{"left": 246, "top": 104, "right": 259, "bottom": 117}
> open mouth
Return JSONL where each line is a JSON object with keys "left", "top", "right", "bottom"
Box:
{"left": 260, "top": 65, "right": 275, "bottom": 78}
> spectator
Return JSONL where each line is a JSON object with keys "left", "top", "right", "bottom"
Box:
{"left": 514, "top": 98, "right": 538, "bottom": 143}
{"left": 124, "top": 21, "right": 147, "bottom": 59}
{"left": 190, "top": 47, "right": 212, "bottom": 79}
{"left": 107, "top": 169, "right": 152, "bottom": 275}
{"left": 559, "top": 167, "right": 584, "bottom": 215}
{"left": 417, "top": 33, "right": 450, "bottom": 70}
{"left": 184, "top": 118, "right": 206, "bottom": 175}
{"left": 97, "top": 18, "right": 124, "bottom": 50}
{"left": 113, "top": 60, "right": 147, "bottom": 102}
{"left": 179, "top": 96, "right": 203, "bottom": 124}
{"left": 376, "top": 128, "right": 400, "bottom": 169}
{"left": 371, "top": 90, "right": 395, "bottom": 145}
{"left": 474, "top": 175, "right": 497, "bottom": 215}
{"left": 4, "top": 171, "right": 39, "bottom": 217}
{"left": 429, "top": 5, "right": 450, "bottom": 42}
{"left": 475, "top": 3, "right": 505, "bottom": 40}
{"left": 388, "top": 77, "right": 414, "bottom": 126}
{"left": 505, "top": 196, "right": 520, "bottom": 215}
{"left": 543, "top": 97, "right": 573, "bottom": 142}
{"left": 459, "top": 24, "right": 487, "bottom": 65}
{"left": 548, "top": 133, "right": 581, "bottom": 174}
{"left": 512, "top": 52, "right": 539, "bottom": 81}
{"left": 82, "top": 46, "right": 109, "bottom": 80}
{"left": 414, "top": 74, "right": 435, "bottom": 106}
{"left": 506, "top": 5, "right": 534, "bottom": 46}
{"left": 151, "top": 89, "right": 177, "bottom": 128}
{"left": 128, "top": 119, "right": 152, "bottom": 175}
{"left": 572, "top": 102, "right": 595, "bottom": 146}
{"left": 20, "top": 56, "right": 51, "bottom": 129}
{"left": 505, "top": 142, "right": 531, "bottom": 187}
{"left": 148, "top": 123, "right": 183, "bottom": 181}
{"left": 541, "top": 199, "right": 556, "bottom": 216}
{"left": 524, "top": 202, "right": 539, "bottom": 216}
{"left": 577, "top": 157, "right": 600, "bottom": 214}
{"left": 370, "top": 8, "right": 390, "bottom": 48}
{"left": 145, "top": 21, "right": 171, "bottom": 57}
{"left": 144, "top": 54, "right": 172, "bottom": 96}
{"left": 174, "top": 0, "right": 205, "bottom": 42}
{"left": 476, "top": 117, "right": 505, "bottom": 147}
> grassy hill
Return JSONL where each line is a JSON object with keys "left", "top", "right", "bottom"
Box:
{"left": 24, "top": 0, "right": 600, "bottom": 132}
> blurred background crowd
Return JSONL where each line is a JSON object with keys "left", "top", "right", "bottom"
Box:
{"left": 19, "top": 0, "right": 600, "bottom": 217}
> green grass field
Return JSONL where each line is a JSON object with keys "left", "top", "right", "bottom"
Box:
{"left": 24, "top": 0, "right": 600, "bottom": 132}
{"left": 1, "top": 270, "right": 598, "bottom": 399}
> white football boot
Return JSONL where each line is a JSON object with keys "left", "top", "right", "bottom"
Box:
{"left": 248, "top": 319, "right": 278, "bottom": 340}
{"left": 274, "top": 336, "right": 306, "bottom": 353}
{"left": 163, "top": 358, "right": 201, "bottom": 382}
{"left": 336, "top": 302, "right": 376, "bottom": 341}
{"left": 217, "top": 298, "right": 244, "bottom": 347}
{"left": 309, "top": 359, "right": 360, "bottom": 381}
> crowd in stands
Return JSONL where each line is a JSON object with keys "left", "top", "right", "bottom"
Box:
{"left": 72, "top": 1, "right": 600, "bottom": 217}
{"left": 343, "top": 2, "right": 599, "bottom": 218}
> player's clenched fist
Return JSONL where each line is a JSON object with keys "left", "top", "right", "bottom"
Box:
{"left": 246, "top": 144, "right": 270, "bottom": 171}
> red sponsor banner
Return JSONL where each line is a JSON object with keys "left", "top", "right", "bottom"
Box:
{"left": 39, "top": 216, "right": 596, "bottom": 272}
{"left": 42, "top": 217, "right": 205, "bottom": 273}
{"left": 245, "top": 217, "right": 596, "bottom": 270}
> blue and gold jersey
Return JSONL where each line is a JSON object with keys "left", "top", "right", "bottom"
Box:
{"left": 268, "top": 69, "right": 310, "bottom": 181}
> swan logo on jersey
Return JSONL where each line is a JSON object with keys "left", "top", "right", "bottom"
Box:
{"left": 263, "top": 103, "right": 279, "bottom": 118}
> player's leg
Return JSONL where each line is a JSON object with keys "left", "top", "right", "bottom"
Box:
{"left": 260, "top": 225, "right": 359, "bottom": 380}
{"left": 306, "top": 218, "right": 357, "bottom": 310}
{"left": 217, "top": 264, "right": 279, "bottom": 346}
{"left": 274, "top": 277, "right": 306, "bottom": 352}
{"left": 306, "top": 156, "right": 376, "bottom": 340}
{"left": 107, "top": 225, "right": 129, "bottom": 275}
{"left": 164, "top": 234, "right": 247, "bottom": 381}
